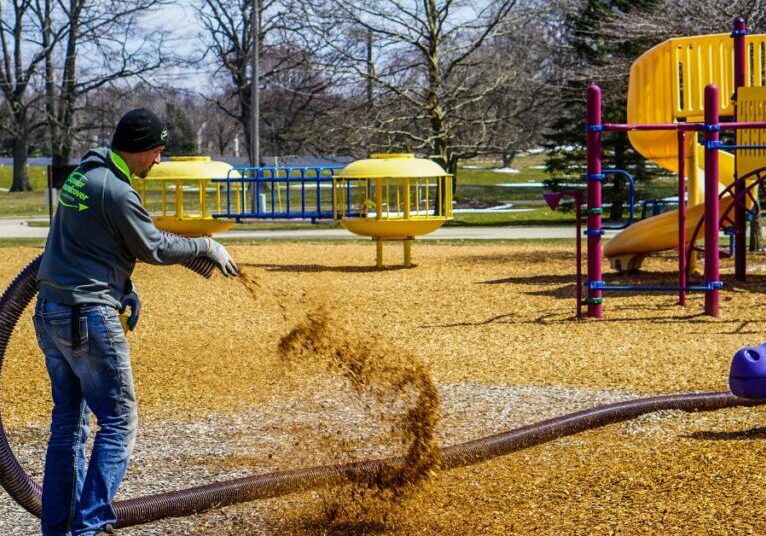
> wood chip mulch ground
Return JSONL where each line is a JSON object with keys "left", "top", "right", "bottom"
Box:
{"left": 2, "top": 242, "right": 766, "bottom": 534}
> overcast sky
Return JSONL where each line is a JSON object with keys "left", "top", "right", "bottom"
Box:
{"left": 146, "top": 1, "right": 212, "bottom": 90}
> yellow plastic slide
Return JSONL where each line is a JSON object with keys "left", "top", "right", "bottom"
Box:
{"left": 603, "top": 33, "right": 748, "bottom": 271}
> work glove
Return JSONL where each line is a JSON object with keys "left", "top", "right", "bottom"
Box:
{"left": 204, "top": 237, "right": 239, "bottom": 277}
{"left": 119, "top": 290, "right": 141, "bottom": 331}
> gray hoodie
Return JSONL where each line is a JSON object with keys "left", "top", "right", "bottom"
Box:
{"left": 38, "top": 147, "right": 208, "bottom": 308}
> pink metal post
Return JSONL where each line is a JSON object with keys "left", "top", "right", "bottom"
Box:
{"left": 704, "top": 85, "right": 721, "bottom": 317}
{"left": 677, "top": 131, "right": 687, "bottom": 306}
{"left": 586, "top": 85, "right": 603, "bottom": 318}
{"left": 733, "top": 17, "right": 748, "bottom": 281}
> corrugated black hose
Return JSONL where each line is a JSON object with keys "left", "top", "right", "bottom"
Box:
{"left": 0, "top": 253, "right": 763, "bottom": 527}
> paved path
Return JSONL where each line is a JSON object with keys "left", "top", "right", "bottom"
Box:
{"left": 0, "top": 217, "right": 618, "bottom": 241}
{"left": 0, "top": 217, "right": 48, "bottom": 239}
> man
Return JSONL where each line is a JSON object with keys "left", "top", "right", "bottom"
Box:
{"left": 33, "top": 108, "right": 238, "bottom": 536}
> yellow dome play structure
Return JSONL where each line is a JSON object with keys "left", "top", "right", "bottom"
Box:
{"left": 134, "top": 157, "right": 240, "bottom": 237}
{"left": 333, "top": 153, "right": 453, "bottom": 268}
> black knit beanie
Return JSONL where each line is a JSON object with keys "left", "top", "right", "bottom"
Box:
{"left": 111, "top": 108, "right": 168, "bottom": 153}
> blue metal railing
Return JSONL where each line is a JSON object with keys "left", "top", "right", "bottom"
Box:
{"left": 601, "top": 169, "right": 636, "bottom": 230}
{"left": 212, "top": 165, "right": 345, "bottom": 222}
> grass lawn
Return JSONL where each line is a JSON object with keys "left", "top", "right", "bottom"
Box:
{"left": 0, "top": 192, "right": 52, "bottom": 217}
{"left": 446, "top": 208, "right": 577, "bottom": 227}
{"left": 0, "top": 238, "right": 45, "bottom": 248}
{"left": 0, "top": 165, "right": 48, "bottom": 190}
{"left": 455, "top": 153, "right": 549, "bottom": 185}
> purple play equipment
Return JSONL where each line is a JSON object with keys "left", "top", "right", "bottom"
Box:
{"left": 729, "top": 344, "right": 766, "bottom": 399}
{"left": 579, "top": 17, "right": 766, "bottom": 319}
{"left": 544, "top": 190, "right": 584, "bottom": 318}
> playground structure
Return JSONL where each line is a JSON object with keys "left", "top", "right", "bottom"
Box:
{"left": 548, "top": 18, "right": 766, "bottom": 319}
{"left": 139, "top": 153, "right": 452, "bottom": 268}
{"left": 134, "top": 156, "right": 240, "bottom": 236}
{"left": 333, "top": 153, "right": 453, "bottom": 268}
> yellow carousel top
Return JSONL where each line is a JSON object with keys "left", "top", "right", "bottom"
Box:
{"left": 335, "top": 153, "right": 451, "bottom": 179}
{"left": 144, "top": 156, "right": 241, "bottom": 181}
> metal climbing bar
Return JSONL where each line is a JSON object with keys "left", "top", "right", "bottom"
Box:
{"left": 600, "top": 169, "right": 636, "bottom": 230}
{"left": 587, "top": 281, "right": 724, "bottom": 292}
{"left": 213, "top": 165, "right": 345, "bottom": 222}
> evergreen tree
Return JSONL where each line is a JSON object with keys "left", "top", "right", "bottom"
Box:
{"left": 164, "top": 103, "right": 197, "bottom": 156}
{"left": 544, "top": 0, "right": 662, "bottom": 221}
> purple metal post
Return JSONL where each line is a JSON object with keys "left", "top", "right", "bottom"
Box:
{"left": 586, "top": 85, "right": 603, "bottom": 318}
{"left": 704, "top": 85, "right": 721, "bottom": 317}
{"left": 574, "top": 191, "right": 583, "bottom": 319}
{"left": 544, "top": 190, "right": 585, "bottom": 318}
{"left": 678, "top": 131, "right": 687, "bottom": 306}
{"left": 733, "top": 17, "right": 748, "bottom": 281}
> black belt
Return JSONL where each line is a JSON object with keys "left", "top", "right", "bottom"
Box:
{"left": 71, "top": 304, "right": 82, "bottom": 351}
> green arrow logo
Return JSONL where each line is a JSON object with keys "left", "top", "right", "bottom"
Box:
{"left": 60, "top": 199, "right": 89, "bottom": 212}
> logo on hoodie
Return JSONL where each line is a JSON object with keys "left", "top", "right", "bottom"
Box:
{"left": 60, "top": 171, "right": 89, "bottom": 212}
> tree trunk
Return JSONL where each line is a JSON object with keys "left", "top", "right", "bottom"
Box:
{"left": 10, "top": 134, "right": 31, "bottom": 192}
{"left": 240, "top": 85, "right": 256, "bottom": 168}
{"left": 43, "top": 0, "right": 57, "bottom": 163}
{"left": 54, "top": 1, "right": 81, "bottom": 168}
{"left": 502, "top": 150, "right": 516, "bottom": 169}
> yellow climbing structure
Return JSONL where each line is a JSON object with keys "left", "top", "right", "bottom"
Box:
{"left": 604, "top": 32, "right": 766, "bottom": 270}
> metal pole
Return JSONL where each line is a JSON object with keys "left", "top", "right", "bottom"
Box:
{"left": 678, "top": 130, "right": 687, "bottom": 306}
{"left": 704, "top": 84, "right": 721, "bottom": 317}
{"left": 733, "top": 16, "right": 747, "bottom": 281}
{"left": 251, "top": 0, "right": 260, "bottom": 169}
{"left": 47, "top": 167, "right": 54, "bottom": 225}
{"left": 575, "top": 191, "right": 583, "bottom": 319}
{"left": 586, "top": 85, "right": 603, "bottom": 318}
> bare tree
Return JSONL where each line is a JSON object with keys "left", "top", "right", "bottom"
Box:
{"left": 300, "top": 0, "right": 553, "bottom": 174}
{"left": 0, "top": 0, "right": 60, "bottom": 190}
{"left": 197, "top": 95, "right": 239, "bottom": 155}
{"left": 198, "top": 0, "right": 364, "bottom": 165}
{"left": 40, "top": 0, "right": 172, "bottom": 167}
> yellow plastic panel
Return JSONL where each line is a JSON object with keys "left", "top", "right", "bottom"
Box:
{"left": 146, "top": 156, "right": 241, "bottom": 181}
{"left": 153, "top": 216, "right": 235, "bottom": 237}
{"left": 737, "top": 86, "right": 766, "bottom": 177}
{"left": 341, "top": 218, "right": 446, "bottom": 239}
{"left": 603, "top": 196, "right": 733, "bottom": 258}
{"left": 627, "top": 33, "right": 736, "bottom": 179}
{"left": 603, "top": 32, "right": 766, "bottom": 263}
{"left": 746, "top": 36, "right": 766, "bottom": 87}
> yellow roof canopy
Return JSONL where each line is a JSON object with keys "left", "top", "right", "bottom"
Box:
{"left": 144, "top": 156, "right": 241, "bottom": 181}
{"left": 336, "top": 153, "right": 450, "bottom": 178}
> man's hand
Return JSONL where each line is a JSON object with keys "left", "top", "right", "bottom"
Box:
{"left": 119, "top": 290, "right": 141, "bottom": 331}
{"left": 204, "top": 237, "right": 239, "bottom": 277}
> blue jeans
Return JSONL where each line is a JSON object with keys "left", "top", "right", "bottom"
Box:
{"left": 33, "top": 298, "right": 138, "bottom": 536}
